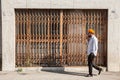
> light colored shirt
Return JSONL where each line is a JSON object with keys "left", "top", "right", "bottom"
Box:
{"left": 87, "top": 35, "right": 98, "bottom": 56}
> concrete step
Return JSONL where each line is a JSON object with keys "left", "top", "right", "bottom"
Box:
{"left": 16, "top": 66, "right": 106, "bottom": 72}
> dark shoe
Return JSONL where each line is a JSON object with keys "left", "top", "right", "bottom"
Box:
{"left": 98, "top": 68, "right": 103, "bottom": 75}
{"left": 86, "top": 74, "right": 93, "bottom": 77}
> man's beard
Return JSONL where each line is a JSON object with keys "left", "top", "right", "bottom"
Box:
{"left": 88, "top": 35, "right": 92, "bottom": 38}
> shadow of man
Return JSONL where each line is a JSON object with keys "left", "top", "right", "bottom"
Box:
{"left": 41, "top": 67, "right": 88, "bottom": 77}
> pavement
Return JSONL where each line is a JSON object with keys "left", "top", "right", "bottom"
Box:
{"left": 0, "top": 69, "right": 120, "bottom": 80}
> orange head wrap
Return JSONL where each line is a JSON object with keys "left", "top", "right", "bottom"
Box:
{"left": 88, "top": 29, "right": 95, "bottom": 34}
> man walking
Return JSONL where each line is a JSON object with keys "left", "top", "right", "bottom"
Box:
{"left": 87, "top": 29, "right": 102, "bottom": 77}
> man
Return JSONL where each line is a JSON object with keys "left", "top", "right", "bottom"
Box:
{"left": 87, "top": 29, "right": 102, "bottom": 77}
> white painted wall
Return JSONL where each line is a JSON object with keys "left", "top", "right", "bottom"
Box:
{"left": 0, "top": 0, "right": 2, "bottom": 70}
{"left": 1, "top": 0, "right": 120, "bottom": 71}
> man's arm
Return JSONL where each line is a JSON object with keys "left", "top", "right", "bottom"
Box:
{"left": 91, "top": 38, "right": 98, "bottom": 56}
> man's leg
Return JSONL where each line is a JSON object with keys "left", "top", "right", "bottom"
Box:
{"left": 88, "top": 53, "right": 94, "bottom": 76}
{"left": 93, "top": 64, "right": 101, "bottom": 70}
{"left": 92, "top": 57, "right": 102, "bottom": 75}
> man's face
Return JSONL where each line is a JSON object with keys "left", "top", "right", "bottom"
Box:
{"left": 88, "top": 32, "right": 92, "bottom": 38}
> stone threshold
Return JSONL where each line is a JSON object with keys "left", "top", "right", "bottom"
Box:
{"left": 15, "top": 66, "right": 106, "bottom": 72}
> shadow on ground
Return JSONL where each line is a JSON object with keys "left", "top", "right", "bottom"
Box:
{"left": 41, "top": 67, "right": 88, "bottom": 77}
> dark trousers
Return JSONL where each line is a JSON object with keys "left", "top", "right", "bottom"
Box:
{"left": 88, "top": 53, "right": 101, "bottom": 75}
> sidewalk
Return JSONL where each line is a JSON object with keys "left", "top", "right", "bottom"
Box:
{"left": 0, "top": 70, "right": 120, "bottom": 80}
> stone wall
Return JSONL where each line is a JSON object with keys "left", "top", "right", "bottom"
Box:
{"left": 0, "top": 0, "right": 2, "bottom": 71}
{"left": 1, "top": 0, "right": 120, "bottom": 71}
